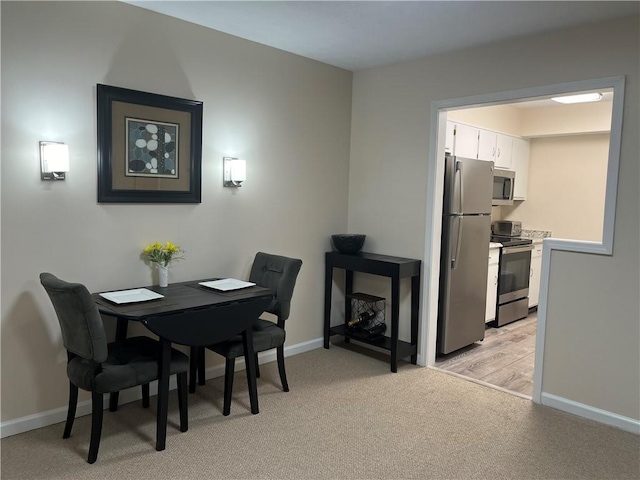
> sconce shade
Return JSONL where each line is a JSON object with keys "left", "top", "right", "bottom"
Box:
{"left": 40, "top": 141, "right": 69, "bottom": 180}
{"left": 223, "top": 157, "right": 246, "bottom": 187}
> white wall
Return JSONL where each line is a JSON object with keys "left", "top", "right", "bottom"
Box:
{"left": 1, "top": 2, "right": 352, "bottom": 422}
{"left": 349, "top": 17, "right": 639, "bottom": 421}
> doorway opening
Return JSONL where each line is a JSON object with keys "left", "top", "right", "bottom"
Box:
{"left": 419, "top": 77, "right": 624, "bottom": 403}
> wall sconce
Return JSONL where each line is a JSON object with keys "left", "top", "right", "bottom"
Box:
{"left": 223, "top": 157, "right": 246, "bottom": 187}
{"left": 40, "top": 141, "right": 69, "bottom": 180}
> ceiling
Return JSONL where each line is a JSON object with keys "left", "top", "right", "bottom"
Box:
{"left": 124, "top": 1, "right": 638, "bottom": 72}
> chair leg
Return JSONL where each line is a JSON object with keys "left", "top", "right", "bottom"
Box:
{"left": 255, "top": 354, "right": 260, "bottom": 378}
{"left": 222, "top": 358, "right": 235, "bottom": 416}
{"left": 177, "top": 372, "right": 188, "bottom": 432}
{"left": 198, "top": 348, "right": 206, "bottom": 386}
{"left": 189, "top": 346, "right": 198, "bottom": 393}
{"left": 109, "top": 392, "right": 119, "bottom": 412}
{"left": 63, "top": 383, "right": 78, "bottom": 439}
{"left": 276, "top": 346, "right": 289, "bottom": 392}
{"left": 142, "top": 384, "right": 150, "bottom": 408}
{"left": 88, "top": 391, "right": 104, "bottom": 464}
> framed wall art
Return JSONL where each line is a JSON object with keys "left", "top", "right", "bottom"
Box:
{"left": 97, "top": 84, "right": 203, "bottom": 203}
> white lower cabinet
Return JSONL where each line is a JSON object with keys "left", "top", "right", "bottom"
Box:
{"left": 486, "top": 248, "right": 500, "bottom": 322}
{"left": 529, "top": 241, "right": 543, "bottom": 308}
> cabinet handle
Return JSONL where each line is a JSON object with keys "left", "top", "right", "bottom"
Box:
{"left": 497, "top": 147, "right": 501, "bottom": 157}
{"left": 530, "top": 268, "right": 533, "bottom": 277}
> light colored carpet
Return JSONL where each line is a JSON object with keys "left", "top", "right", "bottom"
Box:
{"left": 1, "top": 344, "right": 638, "bottom": 479}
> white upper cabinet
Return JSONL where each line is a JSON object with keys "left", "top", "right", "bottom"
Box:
{"left": 446, "top": 120, "right": 530, "bottom": 201}
{"left": 478, "top": 128, "right": 513, "bottom": 168}
{"left": 445, "top": 121, "right": 455, "bottom": 154}
{"left": 453, "top": 123, "right": 480, "bottom": 159}
{"left": 494, "top": 134, "right": 513, "bottom": 169}
{"left": 511, "top": 137, "right": 530, "bottom": 200}
{"left": 477, "top": 129, "right": 497, "bottom": 162}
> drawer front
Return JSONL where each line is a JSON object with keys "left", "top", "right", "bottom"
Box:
{"left": 489, "top": 249, "right": 500, "bottom": 265}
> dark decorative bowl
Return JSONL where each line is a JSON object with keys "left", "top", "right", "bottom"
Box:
{"left": 331, "top": 234, "right": 366, "bottom": 254}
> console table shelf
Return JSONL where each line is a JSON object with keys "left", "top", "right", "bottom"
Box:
{"left": 323, "top": 251, "right": 421, "bottom": 372}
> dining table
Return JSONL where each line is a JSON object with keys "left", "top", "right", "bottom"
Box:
{"left": 92, "top": 278, "right": 273, "bottom": 451}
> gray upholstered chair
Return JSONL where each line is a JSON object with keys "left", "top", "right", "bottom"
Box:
{"left": 40, "top": 273, "right": 189, "bottom": 464}
{"left": 191, "top": 252, "right": 302, "bottom": 415}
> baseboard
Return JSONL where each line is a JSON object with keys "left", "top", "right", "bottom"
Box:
{"left": 0, "top": 337, "right": 324, "bottom": 439}
{"left": 541, "top": 392, "right": 640, "bottom": 434}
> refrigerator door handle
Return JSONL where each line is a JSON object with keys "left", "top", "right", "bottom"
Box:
{"left": 451, "top": 215, "right": 463, "bottom": 270}
{"left": 455, "top": 160, "right": 464, "bottom": 213}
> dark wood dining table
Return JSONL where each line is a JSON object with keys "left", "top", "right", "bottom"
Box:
{"left": 92, "top": 279, "right": 273, "bottom": 451}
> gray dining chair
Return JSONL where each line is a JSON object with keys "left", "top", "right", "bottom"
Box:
{"left": 190, "top": 252, "right": 302, "bottom": 415}
{"left": 40, "top": 273, "right": 189, "bottom": 464}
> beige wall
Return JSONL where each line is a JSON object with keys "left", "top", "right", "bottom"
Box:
{"left": 448, "top": 105, "right": 523, "bottom": 136}
{"left": 1, "top": 2, "right": 352, "bottom": 422}
{"left": 449, "top": 102, "right": 612, "bottom": 239}
{"left": 521, "top": 102, "right": 613, "bottom": 137}
{"left": 349, "top": 17, "right": 639, "bottom": 420}
{"left": 502, "top": 134, "right": 609, "bottom": 241}
{"left": 449, "top": 101, "right": 613, "bottom": 138}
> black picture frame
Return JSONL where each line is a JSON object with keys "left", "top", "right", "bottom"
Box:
{"left": 97, "top": 84, "right": 203, "bottom": 203}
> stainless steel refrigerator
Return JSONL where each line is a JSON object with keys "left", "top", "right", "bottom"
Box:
{"left": 437, "top": 154, "right": 494, "bottom": 355}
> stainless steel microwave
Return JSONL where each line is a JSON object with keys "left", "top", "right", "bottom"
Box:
{"left": 492, "top": 169, "right": 515, "bottom": 206}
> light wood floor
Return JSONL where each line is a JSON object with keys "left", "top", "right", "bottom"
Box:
{"left": 435, "top": 313, "right": 537, "bottom": 397}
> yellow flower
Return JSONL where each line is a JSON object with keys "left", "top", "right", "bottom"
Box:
{"left": 142, "top": 241, "right": 185, "bottom": 267}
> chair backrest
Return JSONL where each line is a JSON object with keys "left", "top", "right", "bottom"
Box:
{"left": 249, "top": 252, "right": 302, "bottom": 322}
{"left": 40, "top": 273, "right": 108, "bottom": 363}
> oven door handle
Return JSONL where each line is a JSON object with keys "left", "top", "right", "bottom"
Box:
{"left": 502, "top": 245, "right": 534, "bottom": 255}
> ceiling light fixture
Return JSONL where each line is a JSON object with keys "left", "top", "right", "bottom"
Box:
{"left": 551, "top": 93, "right": 603, "bottom": 104}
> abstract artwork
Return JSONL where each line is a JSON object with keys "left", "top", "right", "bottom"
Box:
{"left": 97, "top": 84, "right": 203, "bottom": 203}
{"left": 126, "top": 118, "right": 179, "bottom": 178}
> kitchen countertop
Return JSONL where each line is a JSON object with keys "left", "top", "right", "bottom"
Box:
{"left": 520, "top": 229, "right": 552, "bottom": 239}
{"left": 489, "top": 242, "right": 502, "bottom": 249}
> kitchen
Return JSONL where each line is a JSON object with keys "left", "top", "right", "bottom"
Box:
{"left": 434, "top": 91, "right": 612, "bottom": 397}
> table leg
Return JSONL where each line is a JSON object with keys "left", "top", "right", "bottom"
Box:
{"left": 110, "top": 317, "right": 130, "bottom": 411}
{"left": 156, "top": 338, "right": 171, "bottom": 451}
{"left": 323, "top": 260, "right": 333, "bottom": 349}
{"left": 243, "top": 328, "right": 259, "bottom": 414}
{"left": 390, "top": 276, "right": 400, "bottom": 373}
{"left": 189, "top": 346, "right": 198, "bottom": 393}
{"left": 410, "top": 274, "right": 420, "bottom": 365}
{"left": 344, "top": 270, "right": 353, "bottom": 344}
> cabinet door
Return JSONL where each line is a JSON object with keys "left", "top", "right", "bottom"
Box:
{"left": 445, "top": 121, "right": 455, "bottom": 154}
{"left": 529, "top": 243, "right": 543, "bottom": 307}
{"left": 485, "top": 250, "right": 500, "bottom": 322}
{"left": 494, "top": 134, "right": 513, "bottom": 169}
{"left": 512, "top": 137, "right": 530, "bottom": 200}
{"left": 477, "top": 128, "right": 497, "bottom": 162}
{"left": 453, "top": 123, "right": 479, "bottom": 159}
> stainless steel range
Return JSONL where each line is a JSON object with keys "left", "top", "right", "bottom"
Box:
{"left": 491, "top": 222, "right": 534, "bottom": 327}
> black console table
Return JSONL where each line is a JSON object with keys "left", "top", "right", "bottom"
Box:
{"left": 323, "top": 251, "right": 421, "bottom": 372}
